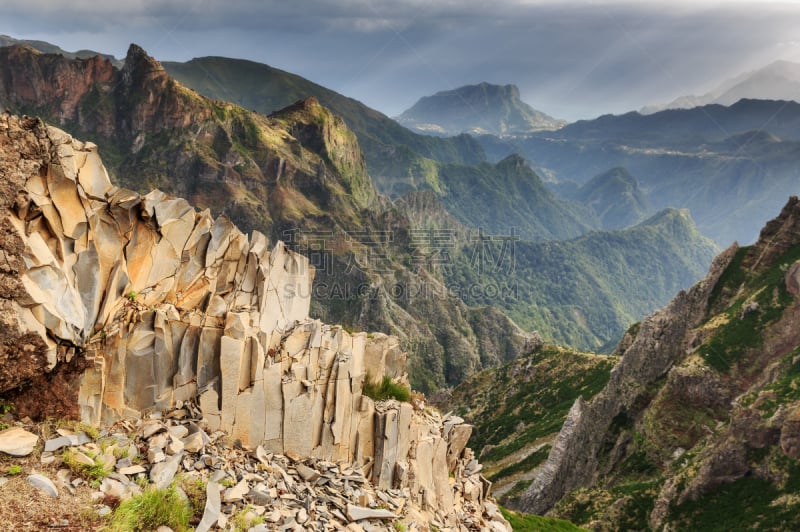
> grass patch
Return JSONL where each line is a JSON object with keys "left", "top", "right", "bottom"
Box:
{"left": 176, "top": 475, "right": 207, "bottom": 524}
{"left": 362, "top": 374, "right": 411, "bottom": 402}
{"left": 500, "top": 507, "right": 588, "bottom": 531}
{"left": 108, "top": 485, "right": 191, "bottom": 532}
{"left": 62, "top": 448, "right": 111, "bottom": 486}
{"left": 231, "top": 505, "right": 265, "bottom": 531}
{"left": 56, "top": 420, "right": 100, "bottom": 440}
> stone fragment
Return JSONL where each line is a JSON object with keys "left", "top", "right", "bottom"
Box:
{"left": 44, "top": 436, "right": 73, "bottom": 453}
{"left": 0, "top": 427, "right": 38, "bottom": 456}
{"left": 99, "top": 478, "right": 128, "bottom": 499}
{"left": 70, "top": 451, "right": 96, "bottom": 467}
{"left": 168, "top": 425, "right": 189, "bottom": 440}
{"left": 249, "top": 488, "right": 271, "bottom": 506}
{"left": 140, "top": 422, "right": 166, "bottom": 439}
{"left": 117, "top": 465, "right": 146, "bottom": 475}
{"left": 148, "top": 449, "right": 166, "bottom": 463}
{"left": 149, "top": 433, "right": 168, "bottom": 449}
{"left": 346, "top": 503, "right": 397, "bottom": 521}
{"left": 223, "top": 479, "right": 248, "bottom": 502}
{"left": 295, "top": 463, "right": 320, "bottom": 482}
{"left": 167, "top": 439, "right": 184, "bottom": 455}
{"left": 150, "top": 453, "right": 182, "bottom": 489}
{"left": 182, "top": 431, "right": 205, "bottom": 453}
{"left": 195, "top": 482, "right": 221, "bottom": 532}
{"left": 27, "top": 474, "right": 58, "bottom": 497}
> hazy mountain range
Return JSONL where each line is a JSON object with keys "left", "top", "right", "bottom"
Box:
{"left": 642, "top": 59, "right": 800, "bottom": 114}
{"left": 478, "top": 99, "right": 800, "bottom": 245}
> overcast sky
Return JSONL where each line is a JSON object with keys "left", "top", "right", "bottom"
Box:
{"left": 3, "top": 0, "right": 800, "bottom": 121}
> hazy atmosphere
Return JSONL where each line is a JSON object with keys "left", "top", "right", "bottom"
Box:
{"left": 4, "top": 0, "right": 800, "bottom": 119}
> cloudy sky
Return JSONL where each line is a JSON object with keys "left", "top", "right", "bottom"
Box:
{"left": 3, "top": 0, "right": 800, "bottom": 120}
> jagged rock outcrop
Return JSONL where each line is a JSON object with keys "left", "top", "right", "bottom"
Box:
{"left": 516, "top": 196, "right": 800, "bottom": 530}
{"left": 517, "top": 242, "right": 738, "bottom": 513}
{"left": 0, "top": 113, "right": 509, "bottom": 530}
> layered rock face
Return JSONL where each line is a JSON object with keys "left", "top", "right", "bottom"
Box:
{"left": 0, "top": 113, "right": 509, "bottom": 529}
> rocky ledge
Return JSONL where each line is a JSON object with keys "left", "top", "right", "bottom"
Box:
{"left": 0, "top": 404, "right": 506, "bottom": 531}
{"left": 0, "top": 113, "right": 509, "bottom": 530}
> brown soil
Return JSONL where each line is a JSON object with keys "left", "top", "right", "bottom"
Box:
{"left": 0, "top": 423, "right": 105, "bottom": 531}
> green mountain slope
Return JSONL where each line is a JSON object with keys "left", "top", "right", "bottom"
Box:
{"left": 514, "top": 196, "right": 800, "bottom": 531}
{"left": 434, "top": 154, "right": 595, "bottom": 241}
{"left": 161, "top": 56, "right": 487, "bottom": 188}
{"left": 446, "top": 208, "right": 719, "bottom": 351}
{"left": 161, "top": 56, "right": 606, "bottom": 244}
{"left": 396, "top": 82, "right": 565, "bottom": 136}
{"left": 438, "top": 345, "right": 616, "bottom": 502}
{"left": 572, "top": 167, "right": 650, "bottom": 229}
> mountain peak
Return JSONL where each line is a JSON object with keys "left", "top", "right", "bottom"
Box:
{"left": 396, "top": 82, "right": 565, "bottom": 136}
{"left": 574, "top": 167, "right": 650, "bottom": 230}
{"left": 743, "top": 195, "right": 800, "bottom": 274}
{"left": 122, "top": 43, "right": 165, "bottom": 77}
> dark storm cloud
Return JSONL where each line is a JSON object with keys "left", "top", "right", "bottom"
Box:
{"left": 3, "top": 1, "right": 800, "bottom": 120}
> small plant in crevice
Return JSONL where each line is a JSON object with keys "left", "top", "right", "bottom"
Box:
{"left": 362, "top": 374, "right": 411, "bottom": 402}
{"left": 62, "top": 448, "right": 112, "bottom": 487}
{"left": 231, "top": 505, "right": 265, "bottom": 531}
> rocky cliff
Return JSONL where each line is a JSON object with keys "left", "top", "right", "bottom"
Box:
{"left": 0, "top": 113, "right": 510, "bottom": 530}
{"left": 516, "top": 197, "right": 800, "bottom": 530}
{"left": 0, "top": 42, "right": 537, "bottom": 394}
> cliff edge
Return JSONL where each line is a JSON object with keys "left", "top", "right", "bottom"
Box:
{"left": 0, "top": 113, "right": 509, "bottom": 530}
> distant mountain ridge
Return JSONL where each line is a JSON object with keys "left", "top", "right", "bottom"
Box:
{"left": 396, "top": 82, "right": 565, "bottom": 136}
{"left": 642, "top": 60, "right": 800, "bottom": 114}
{"left": 478, "top": 99, "right": 800, "bottom": 245}
{"left": 0, "top": 34, "right": 121, "bottom": 67}
{"left": 160, "top": 56, "right": 597, "bottom": 243}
